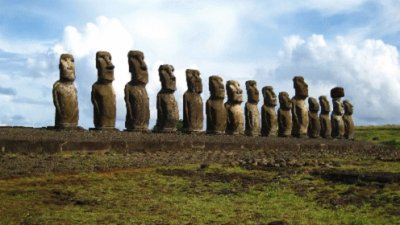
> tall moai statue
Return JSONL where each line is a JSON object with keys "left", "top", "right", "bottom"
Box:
{"left": 154, "top": 64, "right": 179, "bottom": 132}
{"left": 261, "top": 86, "right": 278, "bottom": 137}
{"left": 206, "top": 75, "right": 227, "bottom": 134}
{"left": 124, "top": 50, "right": 150, "bottom": 132}
{"left": 225, "top": 80, "right": 244, "bottom": 135}
{"left": 330, "top": 87, "right": 345, "bottom": 138}
{"left": 319, "top": 96, "right": 331, "bottom": 138}
{"left": 183, "top": 69, "right": 203, "bottom": 133}
{"left": 291, "top": 76, "right": 309, "bottom": 138}
{"left": 53, "top": 54, "right": 79, "bottom": 129}
{"left": 91, "top": 51, "right": 116, "bottom": 130}
{"left": 278, "top": 92, "right": 292, "bottom": 137}
{"left": 308, "top": 97, "right": 321, "bottom": 138}
{"left": 343, "top": 100, "right": 354, "bottom": 140}
{"left": 244, "top": 80, "right": 260, "bottom": 136}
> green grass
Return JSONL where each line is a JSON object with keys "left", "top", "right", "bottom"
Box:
{"left": 1, "top": 164, "right": 399, "bottom": 225}
{"left": 1, "top": 125, "right": 400, "bottom": 224}
{"left": 356, "top": 125, "right": 400, "bottom": 149}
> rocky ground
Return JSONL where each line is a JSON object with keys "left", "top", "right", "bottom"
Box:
{"left": 0, "top": 127, "right": 399, "bottom": 178}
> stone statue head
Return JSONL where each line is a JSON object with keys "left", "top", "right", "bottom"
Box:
{"left": 319, "top": 96, "right": 330, "bottom": 114}
{"left": 159, "top": 64, "right": 176, "bottom": 92}
{"left": 333, "top": 99, "right": 344, "bottom": 116}
{"left": 245, "top": 80, "right": 259, "bottom": 104}
{"left": 96, "top": 51, "right": 114, "bottom": 83}
{"left": 343, "top": 100, "right": 353, "bottom": 115}
{"left": 279, "top": 92, "right": 292, "bottom": 110}
{"left": 186, "top": 69, "right": 202, "bottom": 94}
{"left": 226, "top": 80, "right": 243, "bottom": 103}
{"left": 209, "top": 75, "right": 225, "bottom": 99}
{"left": 293, "top": 76, "right": 308, "bottom": 99}
{"left": 128, "top": 50, "right": 148, "bottom": 85}
{"left": 308, "top": 97, "right": 320, "bottom": 113}
{"left": 262, "top": 86, "right": 277, "bottom": 107}
{"left": 59, "top": 54, "right": 75, "bottom": 82}
{"left": 59, "top": 54, "right": 75, "bottom": 81}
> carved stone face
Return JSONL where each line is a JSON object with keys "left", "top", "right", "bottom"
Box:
{"left": 186, "top": 69, "right": 202, "bottom": 94}
{"left": 293, "top": 76, "right": 308, "bottom": 99}
{"left": 262, "top": 86, "right": 277, "bottom": 107}
{"left": 343, "top": 100, "right": 353, "bottom": 115}
{"left": 319, "top": 96, "right": 330, "bottom": 114}
{"left": 159, "top": 64, "right": 176, "bottom": 92}
{"left": 59, "top": 54, "right": 75, "bottom": 81}
{"left": 279, "top": 92, "right": 292, "bottom": 110}
{"left": 245, "top": 80, "right": 259, "bottom": 103}
{"left": 128, "top": 50, "right": 148, "bottom": 85}
{"left": 333, "top": 98, "right": 344, "bottom": 115}
{"left": 226, "top": 80, "right": 243, "bottom": 103}
{"left": 209, "top": 75, "right": 225, "bottom": 99}
{"left": 308, "top": 97, "right": 320, "bottom": 113}
{"left": 96, "top": 51, "right": 114, "bottom": 82}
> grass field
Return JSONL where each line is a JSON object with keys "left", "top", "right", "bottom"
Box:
{"left": 356, "top": 125, "right": 400, "bottom": 149}
{"left": 0, "top": 126, "right": 399, "bottom": 225}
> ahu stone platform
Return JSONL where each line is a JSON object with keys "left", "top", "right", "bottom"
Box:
{"left": 0, "top": 127, "right": 397, "bottom": 160}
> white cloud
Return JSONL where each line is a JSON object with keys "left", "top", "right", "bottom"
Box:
{"left": 1, "top": 1, "right": 400, "bottom": 128}
{"left": 262, "top": 34, "right": 400, "bottom": 125}
{"left": 51, "top": 16, "right": 135, "bottom": 128}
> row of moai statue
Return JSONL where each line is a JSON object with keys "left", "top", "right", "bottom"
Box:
{"left": 53, "top": 51, "right": 354, "bottom": 139}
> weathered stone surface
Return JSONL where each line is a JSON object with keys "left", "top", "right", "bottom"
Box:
{"left": 291, "top": 76, "right": 309, "bottom": 138}
{"left": 124, "top": 50, "right": 150, "bottom": 132}
{"left": 319, "top": 96, "right": 332, "bottom": 138}
{"left": 206, "top": 75, "right": 227, "bottom": 134}
{"left": 244, "top": 80, "right": 260, "bottom": 136}
{"left": 308, "top": 97, "right": 321, "bottom": 138}
{"left": 183, "top": 69, "right": 203, "bottom": 133}
{"left": 155, "top": 64, "right": 179, "bottom": 132}
{"left": 331, "top": 87, "right": 345, "bottom": 139}
{"left": 343, "top": 100, "right": 354, "bottom": 140}
{"left": 278, "top": 92, "right": 292, "bottom": 137}
{"left": 92, "top": 51, "right": 116, "bottom": 130}
{"left": 53, "top": 54, "right": 79, "bottom": 129}
{"left": 1, "top": 127, "right": 397, "bottom": 170}
{"left": 330, "top": 87, "right": 344, "bottom": 98}
{"left": 225, "top": 80, "right": 244, "bottom": 135}
{"left": 261, "top": 86, "right": 278, "bottom": 137}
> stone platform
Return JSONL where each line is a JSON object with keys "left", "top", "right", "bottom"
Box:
{"left": 0, "top": 127, "right": 397, "bottom": 159}
{"left": 1, "top": 126, "right": 399, "bottom": 178}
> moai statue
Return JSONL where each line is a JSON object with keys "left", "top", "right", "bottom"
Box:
{"left": 154, "top": 64, "right": 179, "bottom": 132}
{"left": 343, "top": 100, "right": 354, "bottom": 140}
{"left": 331, "top": 87, "right": 345, "bottom": 139}
{"left": 291, "top": 76, "right": 309, "bottom": 138}
{"left": 244, "top": 80, "right": 260, "bottom": 136}
{"left": 124, "top": 50, "right": 150, "bottom": 132}
{"left": 307, "top": 97, "right": 321, "bottom": 138}
{"left": 183, "top": 69, "right": 203, "bottom": 133}
{"left": 91, "top": 51, "right": 116, "bottom": 130}
{"left": 278, "top": 92, "right": 292, "bottom": 137}
{"left": 319, "top": 96, "right": 331, "bottom": 138}
{"left": 53, "top": 54, "right": 79, "bottom": 129}
{"left": 225, "top": 80, "right": 244, "bottom": 135}
{"left": 261, "top": 86, "right": 278, "bottom": 137}
{"left": 206, "top": 75, "right": 227, "bottom": 134}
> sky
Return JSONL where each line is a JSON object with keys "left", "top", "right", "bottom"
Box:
{"left": 0, "top": 0, "right": 399, "bottom": 129}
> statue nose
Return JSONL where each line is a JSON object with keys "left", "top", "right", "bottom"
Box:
{"left": 107, "top": 64, "right": 115, "bottom": 70}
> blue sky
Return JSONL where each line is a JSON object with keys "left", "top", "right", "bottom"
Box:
{"left": 0, "top": 0, "right": 399, "bottom": 128}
